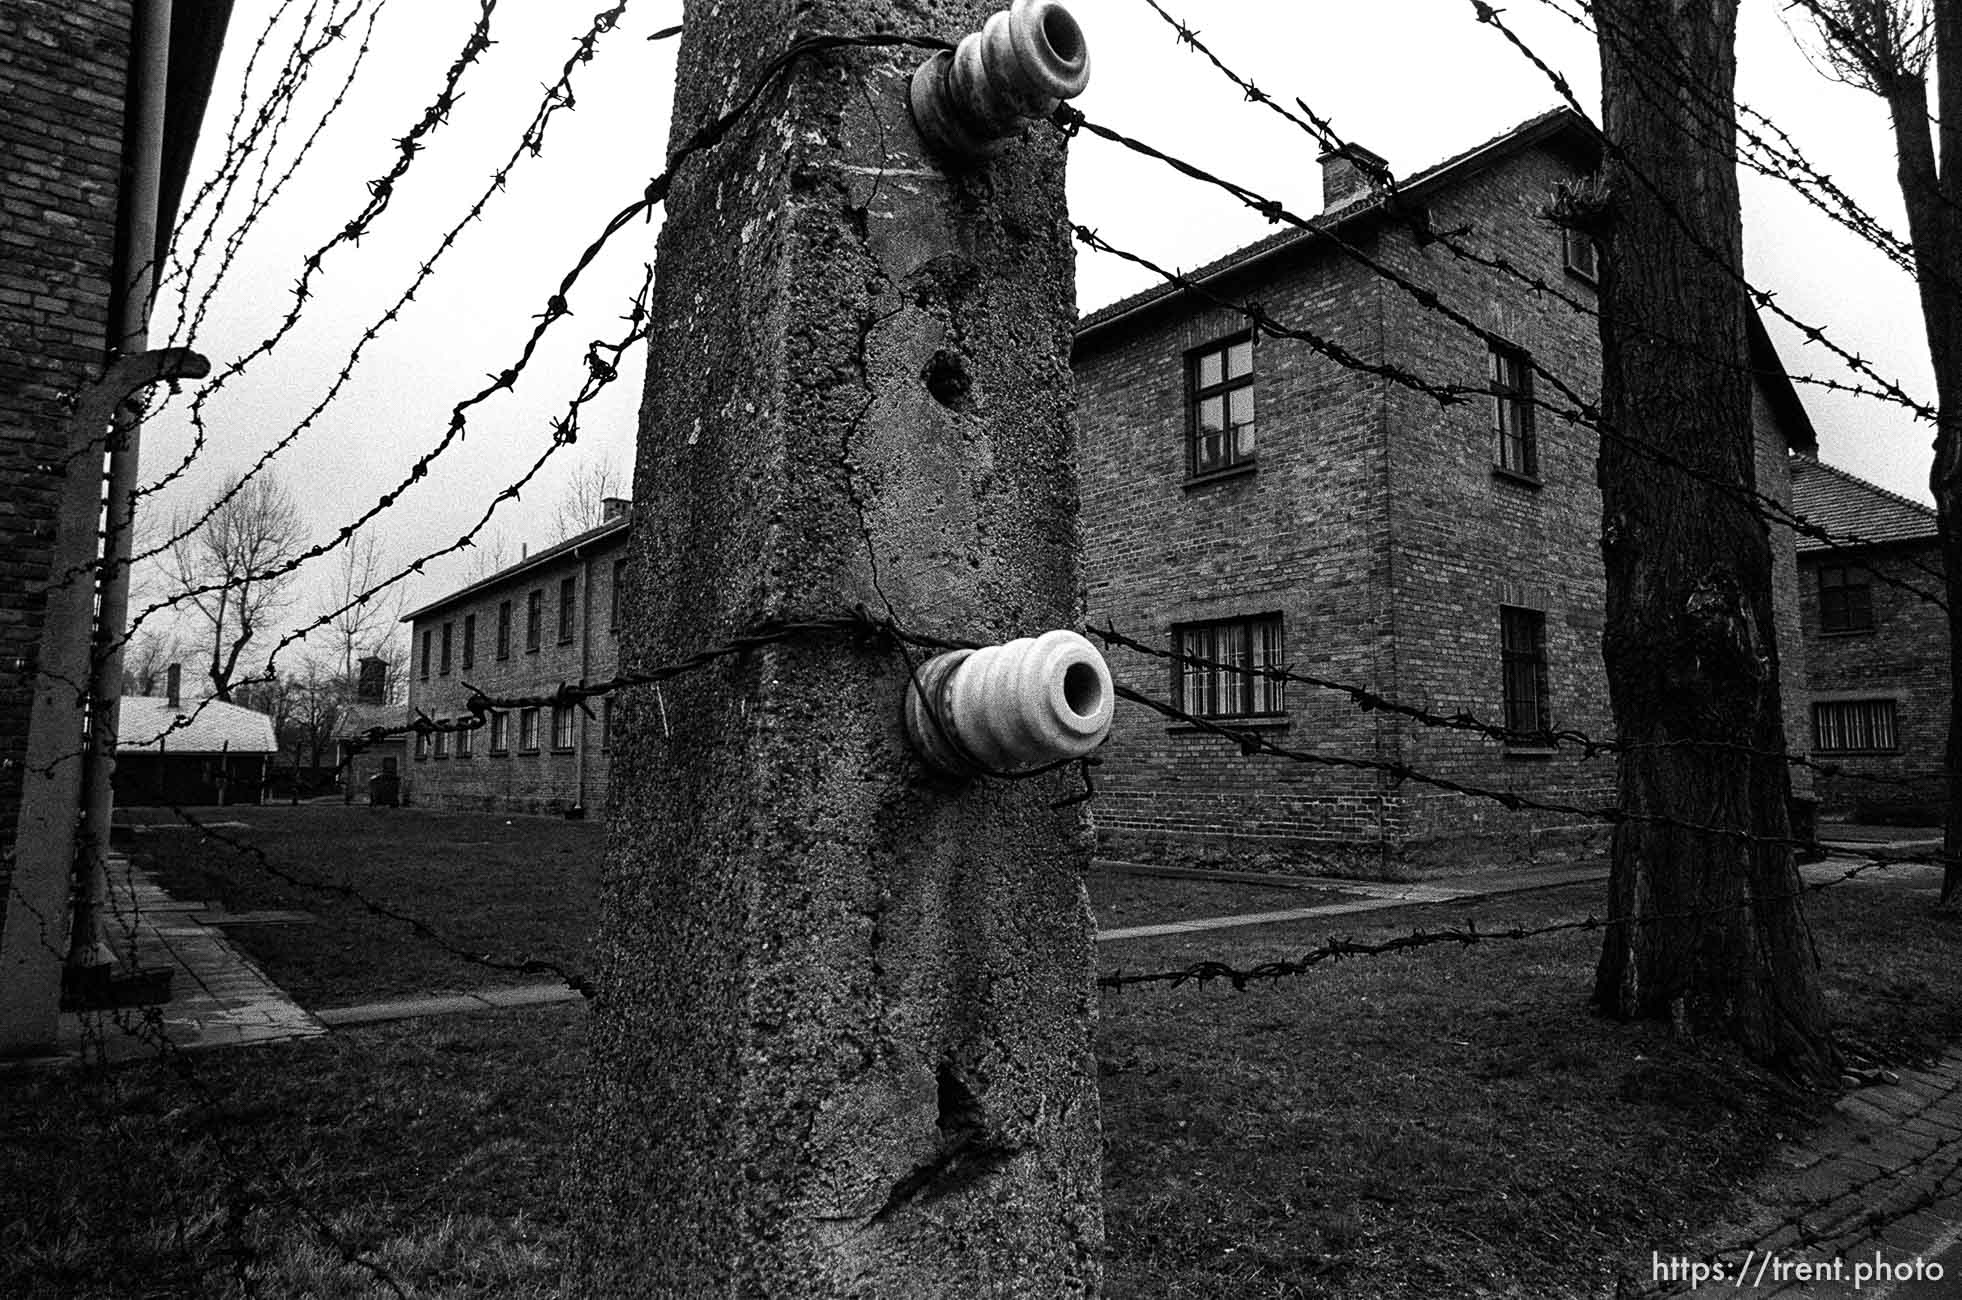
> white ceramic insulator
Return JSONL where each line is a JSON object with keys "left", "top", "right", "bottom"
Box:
{"left": 908, "top": 0, "right": 1092, "bottom": 162}
{"left": 904, "top": 629, "right": 1114, "bottom": 777}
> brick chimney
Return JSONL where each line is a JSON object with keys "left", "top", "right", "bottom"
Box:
{"left": 356, "top": 655, "right": 387, "bottom": 705}
{"left": 1318, "top": 142, "right": 1390, "bottom": 211}
{"left": 601, "top": 496, "right": 630, "bottom": 523}
{"left": 165, "top": 663, "right": 180, "bottom": 709}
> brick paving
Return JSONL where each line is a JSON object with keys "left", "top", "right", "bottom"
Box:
{"left": 1670, "top": 1047, "right": 1962, "bottom": 1298}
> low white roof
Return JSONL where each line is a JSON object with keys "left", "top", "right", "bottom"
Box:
{"left": 116, "top": 696, "right": 279, "bottom": 755}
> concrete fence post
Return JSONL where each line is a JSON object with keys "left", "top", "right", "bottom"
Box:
{"left": 582, "top": 1, "right": 1103, "bottom": 1294}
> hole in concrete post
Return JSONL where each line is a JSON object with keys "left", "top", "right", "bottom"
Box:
{"left": 924, "top": 349, "right": 973, "bottom": 409}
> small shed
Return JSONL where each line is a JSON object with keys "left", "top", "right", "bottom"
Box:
{"left": 112, "top": 696, "right": 278, "bottom": 806}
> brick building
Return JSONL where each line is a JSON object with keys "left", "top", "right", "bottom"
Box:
{"left": 1790, "top": 455, "right": 1948, "bottom": 821}
{"left": 400, "top": 504, "right": 629, "bottom": 815}
{"left": 1, "top": 4, "right": 232, "bottom": 893}
{"left": 1073, "top": 108, "right": 1817, "bottom": 872}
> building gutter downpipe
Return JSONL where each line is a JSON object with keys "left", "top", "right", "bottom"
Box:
{"left": 74, "top": 0, "right": 174, "bottom": 970}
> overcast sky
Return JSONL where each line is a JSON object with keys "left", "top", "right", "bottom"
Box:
{"left": 141, "top": 0, "right": 1935, "bottom": 672}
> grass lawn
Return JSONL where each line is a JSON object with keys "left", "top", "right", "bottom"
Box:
{"left": 122, "top": 805, "right": 603, "bottom": 1006}
{"left": 17, "top": 820, "right": 1962, "bottom": 1297}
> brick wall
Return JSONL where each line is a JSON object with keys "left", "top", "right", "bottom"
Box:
{"left": 0, "top": 1, "right": 129, "bottom": 890}
{"left": 404, "top": 531, "right": 627, "bottom": 815}
{"left": 1799, "top": 542, "right": 1948, "bottom": 819}
{"left": 1075, "top": 138, "right": 1811, "bottom": 875}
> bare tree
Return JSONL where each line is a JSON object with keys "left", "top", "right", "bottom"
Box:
{"left": 319, "top": 533, "right": 404, "bottom": 686}
{"left": 1791, "top": 0, "right": 1962, "bottom": 902}
{"left": 166, "top": 472, "right": 303, "bottom": 701}
{"left": 465, "top": 527, "right": 517, "bottom": 581}
{"left": 549, "top": 456, "right": 625, "bottom": 541}
{"left": 120, "top": 628, "right": 177, "bottom": 696}
{"left": 1591, "top": 0, "right": 1838, "bottom": 1079}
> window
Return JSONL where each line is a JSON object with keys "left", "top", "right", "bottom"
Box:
{"left": 601, "top": 696, "right": 614, "bottom": 751}
{"left": 1500, "top": 606, "right": 1551, "bottom": 739}
{"left": 414, "top": 729, "right": 430, "bottom": 760}
{"left": 1562, "top": 227, "right": 1598, "bottom": 283}
{"left": 462, "top": 614, "right": 476, "bottom": 670}
{"left": 440, "top": 622, "right": 453, "bottom": 676}
{"left": 558, "top": 576, "right": 577, "bottom": 644}
{"left": 519, "top": 706, "right": 540, "bottom": 752}
{"left": 526, "top": 590, "right": 543, "bottom": 652}
{"left": 1173, "top": 614, "right": 1285, "bottom": 718}
{"left": 433, "top": 726, "right": 449, "bottom": 759}
{"left": 1188, "top": 335, "right": 1256, "bottom": 478}
{"left": 1818, "top": 564, "right": 1874, "bottom": 633}
{"left": 489, "top": 711, "right": 509, "bottom": 755}
{"left": 456, "top": 718, "right": 474, "bottom": 758}
{"left": 420, "top": 629, "right": 432, "bottom": 680}
{"left": 551, "top": 704, "right": 575, "bottom": 751}
{"left": 496, "top": 601, "right": 512, "bottom": 660}
{"left": 1491, "top": 343, "right": 1537, "bottom": 480}
{"left": 1814, "top": 699, "right": 1898, "bottom": 753}
{"left": 610, "top": 557, "right": 627, "bottom": 632}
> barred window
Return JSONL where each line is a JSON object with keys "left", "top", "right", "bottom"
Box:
{"left": 1813, "top": 699, "right": 1897, "bottom": 753}
{"left": 414, "top": 729, "right": 429, "bottom": 760}
{"left": 1188, "top": 335, "right": 1256, "bottom": 477}
{"left": 551, "top": 704, "right": 575, "bottom": 751}
{"left": 489, "top": 711, "right": 509, "bottom": 754}
{"left": 456, "top": 718, "right": 474, "bottom": 758}
{"left": 1491, "top": 343, "right": 1538, "bottom": 479}
{"left": 526, "top": 590, "right": 543, "bottom": 652}
{"left": 1500, "top": 606, "right": 1551, "bottom": 738}
{"left": 420, "top": 629, "right": 432, "bottom": 681}
{"left": 1174, "top": 614, "right": 1285, "bottom": 718}
{"left": 440, "top": 622, "right": 453, "bottom": 676}
{"left": 519, "top": 707, "right": 540, "bottom": 752}
{"left": 496, "top": 601, "right": 513, "bottom": 660}
{"left": 433, "top": 726, "right": 449, "bottom": 759}
{"left": 558, "top": 576, "right": 577, "bottom": 644}
{"left": 1818, "top": 564, "right": 1874, "bottom": 633}
{"left": 462, "top": 614, "right": 476, "bottom": 670}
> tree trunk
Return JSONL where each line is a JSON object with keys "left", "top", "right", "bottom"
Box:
{"left": 1875, "top": 4, "right": 1962, "bottom": 903}
{"left": 1592, "top": 0, "right": 1838, "bottom": 1080}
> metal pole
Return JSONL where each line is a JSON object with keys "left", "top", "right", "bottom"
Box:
{"left": 0, "top": 349, "right": 204, "bottom": 1055}
{"left": 73, "top": 0, "right": 174, "bottom": 971}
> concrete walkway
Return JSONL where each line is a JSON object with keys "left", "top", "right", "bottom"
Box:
{"left": 1092, "top": 859, "right": 1606, "bottom": 943}
{"left": 47, "top": 856, "right": 326, "bottom": 1067}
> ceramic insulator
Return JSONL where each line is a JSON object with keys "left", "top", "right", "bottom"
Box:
{"left": 904, "top": 629, "right": 1114, "bottom": 777}
{"left": 909, "top": 0, "right": 1091, "bottom": 162}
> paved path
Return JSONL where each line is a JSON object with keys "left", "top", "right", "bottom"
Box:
{"left": 48, "top": 856, "right": 326, "bottom": 1066}
{"left": 1092, "top": 859, "right": 1605, "bottom": 943}
{"left": 1667, "top": 1047, "right": 1962, "bottom": 1298}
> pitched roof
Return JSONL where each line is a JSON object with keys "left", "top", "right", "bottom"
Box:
{"left": 116, "top": 697, "right": 278, "bottom": 755}
{"left": 1072, "top": 105, "right": 1817, "bottom": 454}
{"left": 1075, "top": 107, "right": 1592, "bottom": 339}
{"left": 337, "top": 702, "right": 411, "bottom": 740}
{"left": 1790, "top": 455, "right": 1937, "bottom": 554}
{"left": 401, "top": 514, "right": 629, "bottom": 625}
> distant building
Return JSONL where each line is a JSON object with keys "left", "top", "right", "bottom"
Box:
{"left": 399, "top": 501, "right": 630, "bottom": 815}
{"left": 1790, "top": 455, "right": 1947, "bottom": 821}
{"left": 336, "top": 654, "right": 407, "bottom": 803}
{"left": 111, "top": 668, "right": 276, "bottom": 806}
{"left": 1073, "top": 108, "right": 1817, "bottom": 872}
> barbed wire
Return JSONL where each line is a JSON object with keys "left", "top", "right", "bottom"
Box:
{"left": 146, "top": 0, "right": 506, "bottom": 502}
{"left": 1111, "top": 1, "right": 1955, "bottom": 612}
{"left": 1459, "top": 0, "right": 1937, "bottom": 424}
{"left": 1095, "top": 851, "right": 1922, "bottom": 992}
